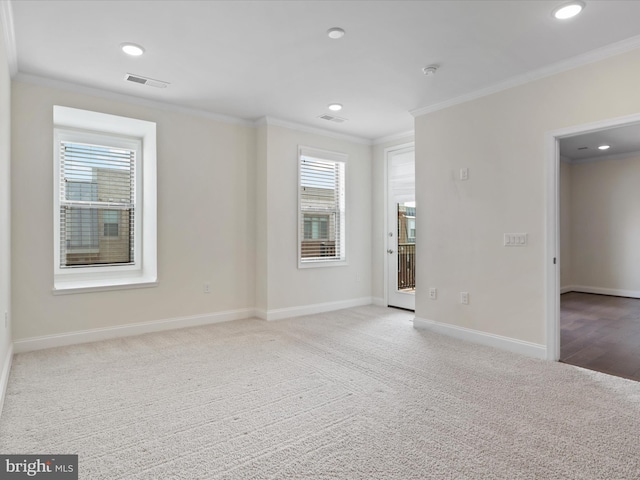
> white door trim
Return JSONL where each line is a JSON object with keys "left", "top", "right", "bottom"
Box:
{"left": 545, "top": 112, "right": 640, "bottom": 361}
{"left": 384, "top": 142, "right": 415, "bottom": 308}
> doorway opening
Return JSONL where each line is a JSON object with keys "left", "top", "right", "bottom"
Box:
{"left": 548, "top": 113, "right": 640, "bottom": 381}
{"left": 385, "top": 144, "right": 415, "bottom": 311}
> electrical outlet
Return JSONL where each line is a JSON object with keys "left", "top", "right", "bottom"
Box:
{"left": 203, "top": 282, "right": 211, "bottom": 294}
{"left": 460, "top": 292, "right": 469, "bottom": 305}
{"left": 429, "top": 288, "right": 437, "bottom": 300}
{"left": 460, "top": 168, "right": 469, "bottom": 181}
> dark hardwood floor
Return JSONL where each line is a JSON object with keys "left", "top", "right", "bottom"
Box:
{"left": 561, "top": 292, "right": 640, "bottom": 381}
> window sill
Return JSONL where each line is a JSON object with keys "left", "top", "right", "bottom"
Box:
{"left": 298, "top": 260, "right": 348, "bottom": 269}
{"left": 52, "top": 277, "right": 158, "bottom": 295}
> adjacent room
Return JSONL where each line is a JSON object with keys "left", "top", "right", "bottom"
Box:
{"left": 559, "top": 124, "right": 640, "bottom": 381}
{"left": 1, "top": 1, "right": 640, "bottom": 478}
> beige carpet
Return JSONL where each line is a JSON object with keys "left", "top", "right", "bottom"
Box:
{"left": 1, "top": 305, "right": 639, "bottom": 479}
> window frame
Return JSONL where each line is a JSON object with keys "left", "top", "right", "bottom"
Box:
{"left": 53, "top": 106, "right": 157, "bottom": 294}
{"left": 297, "top": 145, "right": 347, "bottom": 269}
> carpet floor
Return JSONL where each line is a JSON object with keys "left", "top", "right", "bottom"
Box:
{"left": 1, "top": 305, "right": 639, "bottom": 479}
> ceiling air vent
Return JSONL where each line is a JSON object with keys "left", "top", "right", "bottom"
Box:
{"left": 318, "top": 114, "right": 347, "bottom": 124}
{"left": 124, "top": 73, "right": 169, "bottom": 88}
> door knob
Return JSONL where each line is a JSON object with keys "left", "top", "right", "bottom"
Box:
{"left": 387, "top": 249, "right": 394, "bottom": 254}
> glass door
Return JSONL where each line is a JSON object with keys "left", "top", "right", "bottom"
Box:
{"left": 387, "top": 146, "right": 415, "bottom": 310}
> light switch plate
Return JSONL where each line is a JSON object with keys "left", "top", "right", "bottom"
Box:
{"left": 504, "top": 233, "right": 528, "bottom": 246}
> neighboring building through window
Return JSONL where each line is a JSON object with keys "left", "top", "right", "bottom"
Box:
{"left": 53, "top": 106, "right": 157, "bottom": 293}
{"left": 303, "top": 215, "right": 329, "bottom": 240}
{"left": 298, "top": 146, "right": 347, "bottom": 267}
{"left": 397, "top": 204, "right": 416, "bottom": 244}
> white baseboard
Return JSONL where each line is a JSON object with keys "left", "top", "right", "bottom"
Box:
{"left": 260, "top": 297, "right": 373, "bottom": 321}
{"left": 0, "top": 343, "right": 13, "bottom": 419}
{"left": 413, "top": 317, "right": 547, "bottom": 359}
{"left": 561, "top": 285, "right": 640, "bottom": 299}
{"left": 13, "top": 308, "right": 256, "bottom": 353}
{"left": 372, "top": 297, "right": 386, "bottom": 307}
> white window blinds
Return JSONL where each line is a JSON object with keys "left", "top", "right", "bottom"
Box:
{"left": 299, "top": 146, "right": 346, "bottom": 265}
{"left": 59, "top": 140, "right": 135, "bottom": 267}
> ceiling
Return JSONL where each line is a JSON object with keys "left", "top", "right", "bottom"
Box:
{"left": 5, "top": 0, "right": 640, "bottom": 142}
{"left": 560, "top": 123, "right": 640, "bottom": 162}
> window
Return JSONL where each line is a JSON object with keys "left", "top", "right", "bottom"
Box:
{"left": 303, "top": 215, "right": 329, "bottom": 240}
{"left": 298, "top": 146, "right": 347, "bottom": 267}
{"left": 59, "top": 138, "right": 135, "bottom": 266}
{"left": 407, "top": 218, "right": 416, "bottom": 243}
{"left": 53, "top": 106, "right": 157, "bottom": 293}
{"left": 103, "top": 210, "right": 121, "bottom": 238}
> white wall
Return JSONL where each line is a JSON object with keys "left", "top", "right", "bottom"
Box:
{"left": 11, "top": 80, "right": 256, "bottom": 340}
{"left": 414, "top": 48, "right": 640, "bottom": 346}
{"left": 10, "top": 80, "right": 376, "bottom": 341}
{"left": 371, "top": 136, "right": 414, "bottom": 303}
{"left": 0, "top": 15, "right": 13, "bottom": 396}
{"left": 257, "top": 122, "right": 373, "bottom": 316}
{"left": 568, "top": 153, "right": 640, "bottom": 293}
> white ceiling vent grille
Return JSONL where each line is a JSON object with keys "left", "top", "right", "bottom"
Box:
{"left": 124, "top": 73, "right": 169, "bottom": 88}
{"left": 318, "top": 114, "right": 347, "bottom": 124}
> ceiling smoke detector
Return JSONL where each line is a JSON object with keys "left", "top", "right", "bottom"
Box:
{"left": 124, "top": 73, "right": 169, "bottom": 88}
{"left": 422, "top": 65, "right": 439, "bottom": 76}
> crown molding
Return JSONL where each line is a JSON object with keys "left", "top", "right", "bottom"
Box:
{"left": 13, "top": 72, "right": 254, "bottom": 126}
{"left": 0, "top": 0, "right": 17, "bottom": 77}
{"left": 11, "top": 73, "right": 387, "bottom": 145}
{"left": 373, "top": 130, "right": 414, "bottom": 146}
{"left": 411, "top": 34, "right": 640, "bottom": 118}
{"left": 256, "top": 116, "right": 373, "bottom": 145}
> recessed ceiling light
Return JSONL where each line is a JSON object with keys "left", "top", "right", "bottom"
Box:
{"left": 598, "top": 145, "right": 611, "bottom": 150}
{"left": 121, "top": 43, "right": 145, "bottom": 56}
{"left": 327, "top": 27, "right": 345, "bottom": 39}
{"left": 552, "top": 1, "right": 585, "bottom": 20}
{"left": 328, "top": 103, "right": 343, "bottom": 112}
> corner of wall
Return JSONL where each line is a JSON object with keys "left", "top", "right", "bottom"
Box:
{"left": 254, "top": 123, "right": 268, "bottom": 313}
{"left": 0, "top": 343, "right": 13, "bottom": 417}
{"left": 0, "top": 7, "right": 13, "bottom": 417}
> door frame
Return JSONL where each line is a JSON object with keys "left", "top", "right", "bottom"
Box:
{"left": 384, "top": 142, "right": 415, "bottom": 308}
{"left": 545, "top": 112, "right": 640, "bottom": 361}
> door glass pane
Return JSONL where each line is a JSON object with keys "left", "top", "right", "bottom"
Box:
{"left": 397, "top": 201, "right": 415, "bottom": 293}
